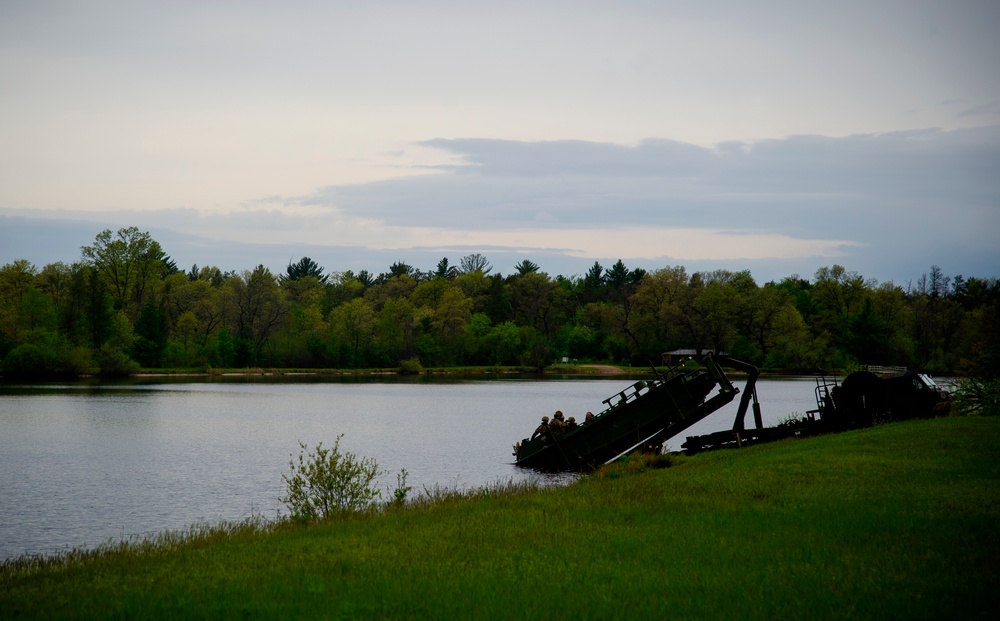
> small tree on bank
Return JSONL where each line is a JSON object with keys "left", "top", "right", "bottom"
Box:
{"left": 281, "top": 436, "right": 383, "bottom": 521}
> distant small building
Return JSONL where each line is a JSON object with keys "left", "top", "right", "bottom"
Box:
{"left": 661, "top": 349, "right": 728, "bottom": 366}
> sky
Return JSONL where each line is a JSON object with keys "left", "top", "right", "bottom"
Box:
{"left": 1, "top": 0, "right": 998, "bottom": 286}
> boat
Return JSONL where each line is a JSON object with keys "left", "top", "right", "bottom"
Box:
{"left": 513, "top": 354, "right": 761, "bottom": 470}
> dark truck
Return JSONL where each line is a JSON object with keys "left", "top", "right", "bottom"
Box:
{"left": 815, "top": 368, "right": 952, "bottom": 429}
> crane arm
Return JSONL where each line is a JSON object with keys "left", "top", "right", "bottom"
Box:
{"left": 712, "top": 355, "right": 762, "bottom": 431}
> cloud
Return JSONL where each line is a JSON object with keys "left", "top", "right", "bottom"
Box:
{"left": 2, "top": 126, "right": 997, "bottom": 285}
{"left": 958, "top": 100, "right": 1000, "bottom": 118}
{"left": 416, "top": 138, "right": 717, "bottom": 178}
{"left": 301, "top": 126, "right": 1000, "bottom": 246}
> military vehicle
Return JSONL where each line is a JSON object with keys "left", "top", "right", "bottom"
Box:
{"left": 812, "top": 368, "right": 951, "bottom": 428}
{"left": 514, "top": 357, "right": 953, "bottom": 468}
{"left": 681, "top": 366, "right": 952, "bottom": 453}
{"left": 513, "top": 354, "right": 761, "bottom": 470}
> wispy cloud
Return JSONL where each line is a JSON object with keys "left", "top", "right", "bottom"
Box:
{"left": 7, "top": 126, "right": 1000, "bottom": 280}
{"left": 301, "top": 127, "right": 1000, "bottom": 247}
{"left": 7, "top": 126, "right": 994, "bottom": 284}
{"left": 958, "top": 100, "right": 1000, "bottom": 118}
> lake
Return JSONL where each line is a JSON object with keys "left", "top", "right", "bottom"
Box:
{"left": 0, "top": 374, "right": 822, "bottom": 560}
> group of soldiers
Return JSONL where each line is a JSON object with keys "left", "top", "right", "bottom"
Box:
{"left": 530, "top": 410, "right": 595, "bottom": 440}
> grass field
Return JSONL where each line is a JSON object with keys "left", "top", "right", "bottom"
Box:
{"left": 3, "top": 417, "right": 998, "bottom": 619}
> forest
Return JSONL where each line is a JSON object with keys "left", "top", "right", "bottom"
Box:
{"left": 1, "top": 227, "right": 997, "bottom": 379}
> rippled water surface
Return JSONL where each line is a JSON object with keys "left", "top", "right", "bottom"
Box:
{"left": 0, "top": 375, "right": 819, "bottom": 560}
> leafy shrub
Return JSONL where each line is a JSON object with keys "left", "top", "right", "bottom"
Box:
{"left": 951, "top": 377, "right": 1000, "bottom": 417}
{"left": 281, "top": 436, "right": 384, "bottom": 521}
{"left": 97, "top": 345, "right": 140, "bottom": 377}
{"left": 391, "top": 468, "right": 412, "bottom": 507}
{"left": 398, "top": 357, "right": 423, "bottom": 374}
{"left": 2, "top": 344, "right": 46, "bottom": 377}
{"left": 1, "top": 338, "right": 94, "bottom": 378}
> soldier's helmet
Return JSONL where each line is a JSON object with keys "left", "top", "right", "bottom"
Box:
{"left": 554, "top": 411, "right": 564, "bottom": 420}
{"left": 568, "top": 417, "right": 576, "bottom": 424}
{"left": 541, "top": 416, "right": 549, "bottom": 423}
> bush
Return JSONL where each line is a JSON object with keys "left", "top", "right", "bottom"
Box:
{"left": 2, "top": 344, "right": 46, "bottom": 377}
{"left": 391, "top": 469, "right": 412, "bottom": 507}
{"left": 397, "top": 357, "right": 423, "bottom": 375}
{"left": 1, "top": 338, "right": 94, "bottom": 378}
{"left": 97, "top": 345, "right": 140, "bottom": 377}
{"left": 281, "top": 436, "right": 384, "bottom": 521}
{"left": 951, "top": 376, "right": 1000, "bottom": 417}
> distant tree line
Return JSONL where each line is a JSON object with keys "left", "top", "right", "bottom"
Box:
{"left": 1, "top": 227, "right": 998, "bottom": 378}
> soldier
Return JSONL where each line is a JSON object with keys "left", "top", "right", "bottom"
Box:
{"left": 531, "top": 416, "right": 550, "bottom": 440}
{"left": 550, "top": 410, "right": 567, "bottom": 436}
{"left": 566, "top": 416, "right": 578, "bottom": 429}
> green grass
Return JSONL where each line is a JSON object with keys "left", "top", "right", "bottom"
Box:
{"left": 3, "top": 418, "right": 998, "bottom": 619}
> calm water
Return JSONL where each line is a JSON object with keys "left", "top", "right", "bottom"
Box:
{"left": 0, "top": 375, "right": 820, "bottom": 560}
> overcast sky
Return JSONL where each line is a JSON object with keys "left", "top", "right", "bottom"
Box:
{"left": 1, "top": 0, "right": 998, "bottom": 284}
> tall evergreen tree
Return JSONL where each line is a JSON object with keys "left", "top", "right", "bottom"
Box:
{"left": 281, "top": 257, "right": 328, "bottom": 284}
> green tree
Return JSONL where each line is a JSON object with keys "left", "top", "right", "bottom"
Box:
{"left": 326, "top": 273, "right": 365, "bottom": 312}
{"left": 372, "top": 298, "right": 416, "bottom": 366}
{"left": 462, "top": 312, "right": 492, "bottom": 363}
{"left": 80, "top": 227, "right": 164, "bottom": 317}
{"left": 0, "top": 260, "right": 39, "bottom": 345}
{"left": 47, "top": 262, "right": 92, "bottom": 346}
{"left": 484, "top": 321, "right": 522, "bottom": 365}
{"left": 580, "top": 261, "right": 605, "bottom": 305}
{"left": 410, "top": 277, "right": 450, "bottom": 310}
{"left": 83, "top": 265, "right": 114, "bottom": 349}
{"left": 484, "top": 273, "right": 512, "bottom": 325}
{"left": 674, "top": 271, "right": 742, "bottom": 356}
{"left": 170, "top": 310, "right": 200, "bottom": 366}
{"left": 870, "top": 281, "right": 916, "bottom": 365}
{"left": 432, "top": 287, "right": 473, "bottom": 363}
{"left": 731, "top": 281, "right": 800, "bottom": 364}
{"left": 330, "top": 297, "right": 376, "bottom": 367}
{"left": 229, "top": 265, "right": 289, "bottom": 364}
{"left": 452, "top": 270, "right": 492, "bottom": 313}
{"left": 514, "top": 259, "right": 540, "bottom": 275}
{"left": 215, "top": 328, "right": 236, "bottom": 367}
{"left": 97, "top": 310, "right": 140, "bottom": 376}
{"left": 384, "top": 261, "right": 417, "bottom": 281}
{"left": 845, "top": 298, "right": 891, "bottom": 364}
{"left": 564, "top": 322, "right": 603, "bottom": 360}
{"left": 483, "top": 321, "right": 522, "bottom": 365}
{"left": 132, "top": 302, "right": 168, "bottom": 367}
{"left": 434, "top": 257, "right": 458, "bottom": 280}
{"left": 630, "top": 265, "right": 688, "bottom": 356}
{"left": 910, "top": 288, "right": 964, "bottom": 371}
{"left": 510, "top": 271, "right": 566, "bottom": 338}
{"left": 281, "top": 257, "right": 328, "bottom": 284}
{"left": 458, "top": 253, "right": 492, "bottom": 275}
{"left": 365, "top": 275, "right": 417, "bottom": 312}
{"left": 163, "top": 273, "right": 229, "bottom": 352}
{"left": 811, "top": 264, "right": 869, "bottom": 352}
{"left": 590, "top": 261, "right": 647, "bottom": 360}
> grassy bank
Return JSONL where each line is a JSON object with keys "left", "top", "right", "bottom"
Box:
{"left": 3, "top": 417, "right": 998, "bottom": 619}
